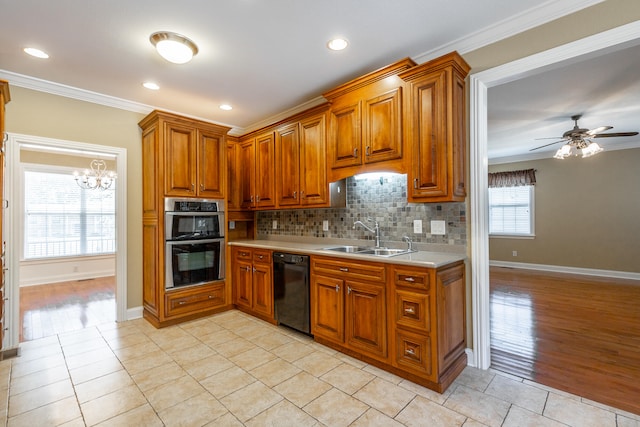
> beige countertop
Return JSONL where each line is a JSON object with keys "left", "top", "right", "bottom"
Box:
{"left": 229, "top": 238, "right": 466, "bottom": 269}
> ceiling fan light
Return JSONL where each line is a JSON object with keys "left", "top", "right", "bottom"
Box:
{"left": 553, "top": 144, "right": 572, "bottom": 159}
{"left": 581, "top": 141, "right": 603, "bottom": 158}
{"left": 150, "top": 32, "right": 198, "bottom": 64}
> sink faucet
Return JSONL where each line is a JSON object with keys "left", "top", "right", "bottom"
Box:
{"left": 402, "top": 235, "right": 413, "bottom": 251}
{"left": 353, "top": 218, "right": 381, "bottom": 248}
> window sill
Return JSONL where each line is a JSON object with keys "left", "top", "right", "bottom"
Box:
{"left": 489, "top": 234, "right": 535, "bottom": 240}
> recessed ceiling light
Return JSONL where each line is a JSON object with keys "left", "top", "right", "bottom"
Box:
{"left": 150, "top": 31, "right": 198, "bottom": 64}
{"left": 143, "top": 82, "right": 160, "bottom": 90}
{"left": 327, "top": 38, "right": 348, "bottom": 51}
{"left": 24, "top": 47, "right": 49, "bottom": 59}
{"left": 219, "top": 104, "right": 233, "bottom": 111}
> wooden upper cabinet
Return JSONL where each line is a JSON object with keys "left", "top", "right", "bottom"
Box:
{"left": 239, "top": 138, "right": 256, "bottom": 209}
{"left": 158, "top": 113, "right": 229, "bottom": 199}
{"left": 324, "top": 58, "right": 415, "bottom": 181}
{"left": 275, "top": 108, "right": 329, "bottom": 208}
{"left": 255, "top": 132, "right": 276, "bottom": 208}
{"left": 399, "top": 51, "right": 470, "bottom": 202}
{"left": 197, "top": 130, "right": 225, "bottom": 198}
{"left": 275, "top": 123, "right": 300, "bottom": 207}
{"left": 226, "top": 140, "right": 241, "bottom": 211}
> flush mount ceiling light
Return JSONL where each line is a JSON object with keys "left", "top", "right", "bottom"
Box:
{"left": 143, "top": 82, "right": 160, "bottom": 90}
{"left": 327, "top": 38, "right": 348, "bottom": 51}
{"left": 150, "top": 31, "right": 198, "bottom": 64}
{"left": 219, "top": 104, "right": 233, "bottom": 111}
{"left": 24, "top": 47, "right": 49, "bottom": 59}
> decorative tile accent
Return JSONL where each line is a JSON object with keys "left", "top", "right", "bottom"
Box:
{"left": 257, "top": 174, "right": 466, "bottom": 247}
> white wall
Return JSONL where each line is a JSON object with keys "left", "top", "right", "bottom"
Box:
{"left": 19, "top": 254, "right": 115, "bottom": 286}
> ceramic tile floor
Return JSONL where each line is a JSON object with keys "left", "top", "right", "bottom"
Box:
{"left": 1, "top": 310, "right": 639, "bottom": 427}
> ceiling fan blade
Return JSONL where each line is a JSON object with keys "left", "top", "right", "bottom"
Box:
{"left": 592, "top": 131, "right": 639, "bottom": 138}
{"left": 587, "top": 126, "right": 613, "bottom": 135}
{"left": 529, "top": 140, "right": 565, "bottom": 151}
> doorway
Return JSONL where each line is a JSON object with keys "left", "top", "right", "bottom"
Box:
{"left": 4, "top": 133, "right": 127, "bottom": 348}
{"left": 468, "top": 21, "right": 640, "bottom": 370}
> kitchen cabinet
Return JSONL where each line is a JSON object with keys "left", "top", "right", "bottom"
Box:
{"left": 226, "top": 139, "right": 241, "bottom": 211}
{"left": 399, "top": 51, "right": 470, "bottom": 203}
{"left": 239, "top": 132, "right": 276, "bottom": 209}
{"left": 232, "top": 246, "right": 274, "bottom": 321}
{"left": 276, "top": 107, "right": 329, "bottom": 207}
{"left": 138, "top": 110, "right": 231, "bottom": 328}
{"left": 163, "top": 116, "right": 227, "bottom": 198}
{"left": 323, "top": 58, "right": 415, "bottom": 182}
{"left": 390, "top": 262, "right": 466, "bottom": 392}
{"left": 311, "top": 256, "right": 388, "bottom": 361}
{"left": 0, "top": 80, "right": 9, "bottom": 352}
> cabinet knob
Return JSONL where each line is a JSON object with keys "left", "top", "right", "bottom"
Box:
{"left": 404, "top": 306, "right": 416, "bottom": 314}
{"left": 405, "top": 277, "right": 416, "bottom": 282}
{"left": 405, "top": 348, "right": 416, "bottom": 356}
{"left": 339, "top": 267, "right": 349, "bottom": 272}
{"left": 335, "top": 285, "right": 340, "bottom": 292}
{"left": 208, "top": 295, "right": 213, "bottom": 299}
{"left": 347, "top": 286, "right": 352, "bottom": 295}
{"left": 258, "top": 255, "right": 263, "bottom": 259}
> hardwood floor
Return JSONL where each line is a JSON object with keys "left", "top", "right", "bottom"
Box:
{"left": 19, "top": 276, "right": 116, "bottom": 342}
{"left": 490, "top": 266, "right": 640, "bottom": 415}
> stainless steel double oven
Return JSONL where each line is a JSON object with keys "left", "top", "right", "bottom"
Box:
{"left": 164, "top": 198, "right": 225, "bottom": 289}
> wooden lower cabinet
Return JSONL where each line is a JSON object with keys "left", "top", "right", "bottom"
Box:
{"left": 231, "top": 246, "right": 275, "bottom": 322}
{"left": 311, "top": 257, "right": 388, "bottom": 362}
{"left": 311, "top": 255, "right": 466, "bottom": 393}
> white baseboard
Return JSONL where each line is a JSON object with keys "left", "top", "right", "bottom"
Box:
{"left": 490, "top": 260, "right": 640, "bottom": 282}
{"left": 126, "top": 306, "right": 143, "bottom": 321}
{"left": 465, "top": 348, "right": 476, "bottom": 368}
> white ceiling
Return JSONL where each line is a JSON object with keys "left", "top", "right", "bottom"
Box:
{"left": 0, "top": 0, "right": 605, "bottom": 135}
{"left": 488, "top": 40, "right": 640, "bottom": 162}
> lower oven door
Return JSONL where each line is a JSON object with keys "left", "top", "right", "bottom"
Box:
{"left": 165, "top": 238, "right": 225, "bottom": 289}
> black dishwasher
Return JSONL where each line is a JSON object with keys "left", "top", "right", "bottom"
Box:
{"left": 273, "top": 252, "right": 311, "bottom": 335}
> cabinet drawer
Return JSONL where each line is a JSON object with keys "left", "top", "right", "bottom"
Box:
{"left": 393, "top": 267, "right": 430, "bottom": 290}
{"left": 165, "top": 283, "right": 225, "bottom": 317}
{"left": 234, "top": 248, "right": 252, "bottom": 260}
{"left": 394, "top": 329, "right": 432, "bottom": 376}
{"left": 394, "top": 289, "right": 430, "bottom": 333}
{"left": 253, "top": 249, "right": 271, "bottom": 264}
{"left": 312, "top": 257, "right": 386, "bottom": 283}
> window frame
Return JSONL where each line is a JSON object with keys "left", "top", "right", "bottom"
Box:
{"left": 488, "top": 184, "right": 535, "bottom": 239}
{"left": 20, "top": 162, "right": 116, "bottom": 261}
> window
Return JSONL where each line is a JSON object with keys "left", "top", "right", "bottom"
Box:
{"left": 489, "top": 185, "right": 534, "bottom": 236}
{"left": 23, "top": 167, "right": 116, "bottom": 259}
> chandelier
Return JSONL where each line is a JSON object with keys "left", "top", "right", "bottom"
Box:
{"left": 73, "top": 159, "right": 117, "bottom": 190}
{"left": 553, "top": 138, "right": 603, "bottom": 159}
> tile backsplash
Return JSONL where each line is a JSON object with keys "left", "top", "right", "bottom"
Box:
{"left": 257, "top": 174, "right": 466, "bottom": 248}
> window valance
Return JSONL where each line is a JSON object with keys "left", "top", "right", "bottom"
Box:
{"left": 488, "top": 168, "right": 536, "bottom": 188}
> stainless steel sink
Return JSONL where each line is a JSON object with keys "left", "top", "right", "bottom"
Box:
{"left": 357, "top": 248, "right": 417, "bottom": 257}
{"left": 322, "top": 246, "right": 416, "bottom": 257}
{"left": 322, "top": 245, "right": 371, "bottom": 253}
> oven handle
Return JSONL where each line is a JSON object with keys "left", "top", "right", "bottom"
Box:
{"left": 165, "top": 211, "right": 223, "bottom": 216}
{"left": 165, "top": 238, "right": 225, "bottom": 245}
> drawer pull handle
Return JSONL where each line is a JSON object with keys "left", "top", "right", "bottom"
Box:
{"left": 404, "top": 307, "right": 415, "bottom": 314}
{"left": 339, "top": 267, "right": 349, "bottom": 272}
{"left": 405, "top": 277, "right": 416, "bottom": 282}
{"left": 179, "top": 301, "right": 186, "bottom": 305}
{"left": 258, "top": 255, "right": 263, "bottom": 259}
{"left": 208, "top": 295, "right": 213, "bottom": 299}
{"left": 405, "top": 348, "right": 416, "bottom": 356}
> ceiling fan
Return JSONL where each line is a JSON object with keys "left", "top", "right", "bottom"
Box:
{"left": 530, "top": 115, "right": 639, "bottom": 157}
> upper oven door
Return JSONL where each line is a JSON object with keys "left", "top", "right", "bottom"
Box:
{"left": 165, "top": 212, "right": 224, "bottom": 241}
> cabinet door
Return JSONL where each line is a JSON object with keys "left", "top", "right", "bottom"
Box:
{"left": 345, "top": 280, "right": 387, "bottom": 360}
{"left": 197, "top": 130, "right": 225, "bottom": 198}
{"left": 363, "top": 87, "right": 403, "bottom": 164}
{"left": 328, "top": 101, "right": 361, "bottom": 169}
{"left": 311, "top": 274, "right": 344, "bottom": 343}
{"left": 300, "top": 113, "right": 327, "bottom": 206}
{"left": 165, "top": 121, "right": 196, "bottom": 196}
{"left": 239, "top": 139, "right": 256, "bottom": 209}
{"left": 255, "top": 132, "right": 276, "bottom": 208}
{"left": 252, "top": 262, "right": 273, "bottom": 318}
{"left": 407, "top": 70, "right": 448, "bottom": 200}
{"left": 233, "top": 258, "right": 253, "bottom": 309}
{"left": 226, "top": 142, "right": 240, "bottom": 211}
{"left": 275, "top": 124, "right": 300, "bottom": 207}
{"left": 437, "top": 263, "right": 466, "bottom": 373}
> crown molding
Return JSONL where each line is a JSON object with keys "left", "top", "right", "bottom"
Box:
{"left": 413, "top": 0, "right": 605, "bottom": 63}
